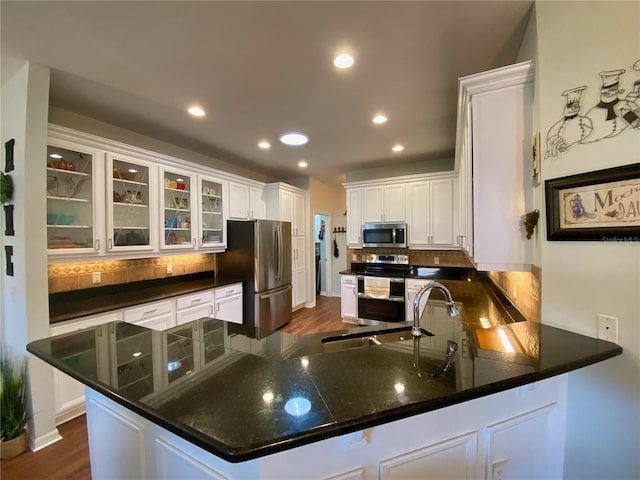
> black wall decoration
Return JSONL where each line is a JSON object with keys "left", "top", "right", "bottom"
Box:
{"left": 5, "top": 245, "right": 14, "bottom": 276}
{"left": 4, "top": 204, "right": 14, "bottom": 236}
{"left": 4, "top": 139, "right": 15, "bottom": 172}
{"left": 545, "top": 60, "right": 640, "bottom": 160}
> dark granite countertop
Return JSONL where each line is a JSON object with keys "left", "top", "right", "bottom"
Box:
{"left": 49, "top": 271, "right": 243, "bottom": 324}
{"left": 29, "top": 290, "right": 622, "bottom": 463}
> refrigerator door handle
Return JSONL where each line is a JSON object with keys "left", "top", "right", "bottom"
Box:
{"left": 274, "top": 225, "right": 280, "bottom": 282}
{"left": 258, "top": 284, "right": 292, "bottom": 300}
{"left": 278, "top": 225, "right": 284, "bottom": 281}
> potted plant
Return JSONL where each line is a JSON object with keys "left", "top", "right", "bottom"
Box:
{"left": 0, "top": 353, "right": 30, "bottom": 459}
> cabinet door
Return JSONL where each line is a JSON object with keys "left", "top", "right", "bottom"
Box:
{"left": 228, "top": 182, "right": 250, "bottom": 219}
{"left": 383, "top": 184, "right": 405, "bottom": 221}
{"left": 429, "top": 178, "right": 455, "bottom": 246}
{"left": 407, "top": 182, "right": 430, "bottom": 246}
{"left": 292, "top": 192, "right": 305, "bottom": 236}
{"left": 214, "top": 294, "right": 243, "bottom": 324}
{"left": 362, "top": 187, "right": 384, "bottom": 223}
{"left": 346, "top": 188, "right": 363, "bottom": 247}
{"left": 51, "top": 311, "right": 122, "bottom": 425}
{"left": 107, "top": 153, "right": 156, "bottom": 252}
{"left": 249, "top": 186, "right": 266, "bottom": 219}
{"left": 46, "top": 140, "right": 103, "bottom": 256}
{"left": 340, "top": 276, "right": 357, "bottom": 319}
{"left": 176, "top": 304, "right": 213, "bottom": 326}
{"left": 293, "top": 236, "right": 305, "bottom": 271}
{"left": 199, "top": 176, "right": 226, "bottom": 247}
{"left": 124, "top": 299, "right": 174, "bottom": 330}
{"left": 293, "top": 268, "right": 306, "bottom": 309}
{"left": 160, "top": 167, "right": 197, "bottom": 250}
{"left": 280, "top": 190, "right": 294, "bottom": 224}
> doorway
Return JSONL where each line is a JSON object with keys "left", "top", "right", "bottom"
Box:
{"left": 314, "top": 213, "right": 330, "bottom": 297}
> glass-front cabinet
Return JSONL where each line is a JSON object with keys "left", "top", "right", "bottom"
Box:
{"left": 107, "top": 153, "right": 156, "bottom": 252}
{"left": 160, "top": 168, "right": 197, "bottom": 250}
{"left": 46, "top": 142, "right": 101, "bottom": 256}
{"left": 198, "top": 175, "right": 225, "bottom": 248}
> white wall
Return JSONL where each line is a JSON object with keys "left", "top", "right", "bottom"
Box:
{"left": 0, "top": 62, "right": 61, "bottom": 450}
{"left": 532, "top": 2, "right": 640, "bottom": 478}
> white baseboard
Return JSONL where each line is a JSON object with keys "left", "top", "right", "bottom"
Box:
{"left": 31, "top": 428, "right": 63, "bottom": 452}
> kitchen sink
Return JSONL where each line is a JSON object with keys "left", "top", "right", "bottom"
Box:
{"left": 321, "top": 326, "right": 433, "bottom": 353}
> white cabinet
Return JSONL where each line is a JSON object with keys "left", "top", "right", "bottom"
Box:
{"left": 106, "top": 152, "right": 157, "bottom": 253}
{"left": 51, "top": 311, "right": 122, "bottom": 425}
{"left": 46, "top": 138, "right": 104, "bottom": 257}
{"left": 228, "top": 182, "right": 265, "bottom": 220}
{"left": 176, "top": 290, "right": 214, "bottom": 326}
{"left": 340, "top": 275, "right": 358, "bottom": 320}
{"left": 198, "top": 175, "right": 226, "bottom": 248}
{"left": 346, "top": 189, "right": 363, "bottom": 247}
{"left": 160, "top": 167, "right": 198, "bottom": 250}
{"left": 455, "top": 61, "right": 534, "bottom": 271}
{"left": 124, "top": 299, "right": 175, "bottom": 331}
{"left": 406, "top": 177, "right": 456, "bottom": 247}
{"left": 213, "top": 283, "right": 243, "bottom": 324}
{"left": 362, "top": 184, "right": 405, "bottom": 223}
{"left": 265, "top": 183, "right": 307, "bottom": 310}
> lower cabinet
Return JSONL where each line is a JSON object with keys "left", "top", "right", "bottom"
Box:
{"left": 176, "top": 290, "right": 214, "bottom": 326}
{"left": 124, "top": 299, "right": 175, "bottom": 331}
{"left": 340, "top": 275, "right": 358, "bottom": 321}
{"left": 84, "top": 374, "right": 567, "bottom": 480}
{"left": 213, "top": 283, "right": 243, "bottom": 324}
{"left": 51, "top": 311, "right": 123, "bottom": 425}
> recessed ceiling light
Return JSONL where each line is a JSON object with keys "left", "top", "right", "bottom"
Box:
{"left": 333, "top": 53, "right": 354, "bottom": 69}
{"left": 372, "top": 114, "right": 388, "bottom": 124}
{"left": 298, "top": 160, "right": 308, "bottom": 168}
{"left": 280, "top": 132, "right": 309, "bottom": 146}
{"left": 187, "top": 105, "right": 205, "bottom": 117}
{"left": 49, "top": 153, "right": 63, "bottom": 159}
{"left": 258, "top": 140, "right": 271, "bottom": 150}
{"left": 392, "top": 144, "right": 404, "bottom": 153}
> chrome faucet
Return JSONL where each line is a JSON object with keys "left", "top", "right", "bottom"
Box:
{"left": 412, "top": 281, "right": 459, "bottom": 337}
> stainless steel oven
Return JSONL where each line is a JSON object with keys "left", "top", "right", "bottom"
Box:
{"left": 352, "top": 254, "right": 409, "bottom": 324}
{"left": 357, "top": 275, "right": 406, "bottom": 323}
{"left": 361, "top": 222, "right": 407, "bottom": 248}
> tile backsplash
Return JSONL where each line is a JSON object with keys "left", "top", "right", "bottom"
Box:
{"left": 346, "top": 248, "right": 474, "bottom": 268}
{"left": 48, "top": 254, "right": 215, "bottom": 293}
{"left": 488, "top": 266, "right": 541, "bottom": 323}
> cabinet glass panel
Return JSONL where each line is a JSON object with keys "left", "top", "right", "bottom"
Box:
{"left": 111, "top": 159, "right": 150, "bottom": 247}
{"left": 163, "top": 171, "right": 193, "bottom": 247}
{"left": 115, "top": 323, "right": 153, "bottom": 398}
{"left": 165, "top": 325, "right": 195, "bottom": 384}
{"left": 200, "top": 179, "right": 223, "bottom": 246}
{"left": 46, "top": 145, "right": 94, "bottom": 251}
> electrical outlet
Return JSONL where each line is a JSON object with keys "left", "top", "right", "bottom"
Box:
{"left": 433, "top": 256, "right": 440, "bottom": 265}
{"left": 166, "top": 263, "right": 173, "bottom": 274}
{"left": 598, "top": 314, "right": 618, "bottom": 343}
{"left": 92, "top": 271, "right": 101, "bottom": 284}
{"left": 492, "top": 460, "right": 508, "bottom": 480}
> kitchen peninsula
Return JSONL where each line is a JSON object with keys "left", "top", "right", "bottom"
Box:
{"left": 28, "top": 288, "right": 621, "bottom": 480}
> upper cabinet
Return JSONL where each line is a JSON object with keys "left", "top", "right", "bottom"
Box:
{"left": 455, "top": 61, "right": 534, "bottom": 271}
{"left": 46, "top": 124, "right": 266, "bottom": 262}
{"left": 362, "top": 184, "right": 405, "bottom": 223}
{"left": 406, "top": 176, "right": 457, "bottom": 247}
{"left": 107, "top": 153, "right": 157, "bottom": 253}
{"left": 346, "top": 189, "right": 363, "bottom": 247}
{"left": 46, "top": 140, "right": 103, "bottom": 256}
{"left": 228, "top": 182, "right": 265, "bottom": 220}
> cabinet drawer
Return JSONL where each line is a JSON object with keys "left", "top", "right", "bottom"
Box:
{"left": 176, "top": 290, "right": 213, "bottom": 311}
{"left": 124, "top": 300, "right": 174, "bottom": 323}
{"left": 215, "top": 283, "right": 242, "bottom": 298}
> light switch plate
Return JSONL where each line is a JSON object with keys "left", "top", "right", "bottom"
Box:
{"left": 598, "top": 314, "right": 618, "bottom": 343}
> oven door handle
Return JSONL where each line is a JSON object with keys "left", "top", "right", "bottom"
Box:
{"left": 356, "top": 275, "right": 405, "bottom": 283}
{"left": 357, "top": 293, "right": 405, "bottom": 302}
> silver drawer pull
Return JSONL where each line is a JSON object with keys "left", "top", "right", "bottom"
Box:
{"left": 190, "top": 298, "right": 202, "bottom": 304}
{"left": 143, "top": 308, "right": 158, "bottom": 315}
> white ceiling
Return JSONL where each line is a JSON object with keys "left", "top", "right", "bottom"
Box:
{"left": 1, "top": 1, "right": 533, "bottom": 186}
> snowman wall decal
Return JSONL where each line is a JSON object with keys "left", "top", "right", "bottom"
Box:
{"left": 545, "top": 61, "right": 640, "bottom": 160}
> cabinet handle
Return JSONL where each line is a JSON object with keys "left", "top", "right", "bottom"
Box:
{"left": 251, "top": 210, "right": 254, "bottom": 218}
{"left": 107, "top": 238, "right": 113, "bottom": 250}
{"left": 95, "top": 239, "right": 100, "bottom": 251}
{"left": 193, "top": 237, "right": 196, "bottom": 247}
{"left": 209, "top": 305, "right": 213, "bottom": 315}
{"left": 143, "top": 308, "right": 158, "bottom": 315}
{"left": 217, "top": 303, "right": 220, "bottom": 312}
{"left": 191, "top": 298, "right": 202, "bottom": 304}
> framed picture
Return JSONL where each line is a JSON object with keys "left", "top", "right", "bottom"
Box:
{"left": 545, "top": 164, "right": 640, "bottom": 241}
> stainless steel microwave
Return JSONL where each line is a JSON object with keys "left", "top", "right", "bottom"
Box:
{"left": 362, "top": 222, "right": 407, "bottom": 248}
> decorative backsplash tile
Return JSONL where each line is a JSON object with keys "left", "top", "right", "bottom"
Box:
{"left": 48, "top": 254, "right": 216, "bottom": 293}
{"left": 346, "top": 248, "right": 474, "bottom": 268}
{"left": 488, "top": 266, "right": 541, "bottom": 323}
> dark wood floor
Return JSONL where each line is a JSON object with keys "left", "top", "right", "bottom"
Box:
{"left": 1, "top": 296, "right": 346, "bottom": 480}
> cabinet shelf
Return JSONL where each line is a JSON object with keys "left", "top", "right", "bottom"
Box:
{"left": 202, "top": 211, "right": 222, "bottom": 215}
{"left": 47, "top": 195, "right": 90, "bottom": 203}
{"left": 113, "top": 202, "right": 148, "bottom": 208}
{"left": 118, "top": 373, "right": 152, "bottom": 391}
{"left": 165, "top": 187, "right": 190, "bottom": 194}
{"left": 164, "top": 207, "right": 190, "bottom": 213}
{"left": 202, "top": 228, "right": 222, "bottom": 232}
{"left": 47, "top": 224, "right": 92, "bottom": 229}
{"left": 113, "top": 178, "right": 148, "bottom": 187}
{"left": 113, "top": 226, "right": 150, "bottom": 230}
{"left": 202, "top": 193, "right": 222, "bottom": 200}
{"left": 47, "top": 167, "right": 90, "bottom": 177}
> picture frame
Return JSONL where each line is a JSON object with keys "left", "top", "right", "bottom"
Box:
{"left": 545, "top": 164, "right": 640, "bottom": 241}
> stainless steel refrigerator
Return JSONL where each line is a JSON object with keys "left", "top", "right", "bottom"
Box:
{"left": 217, "top": 219, "right": 292, "bottom": 330}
